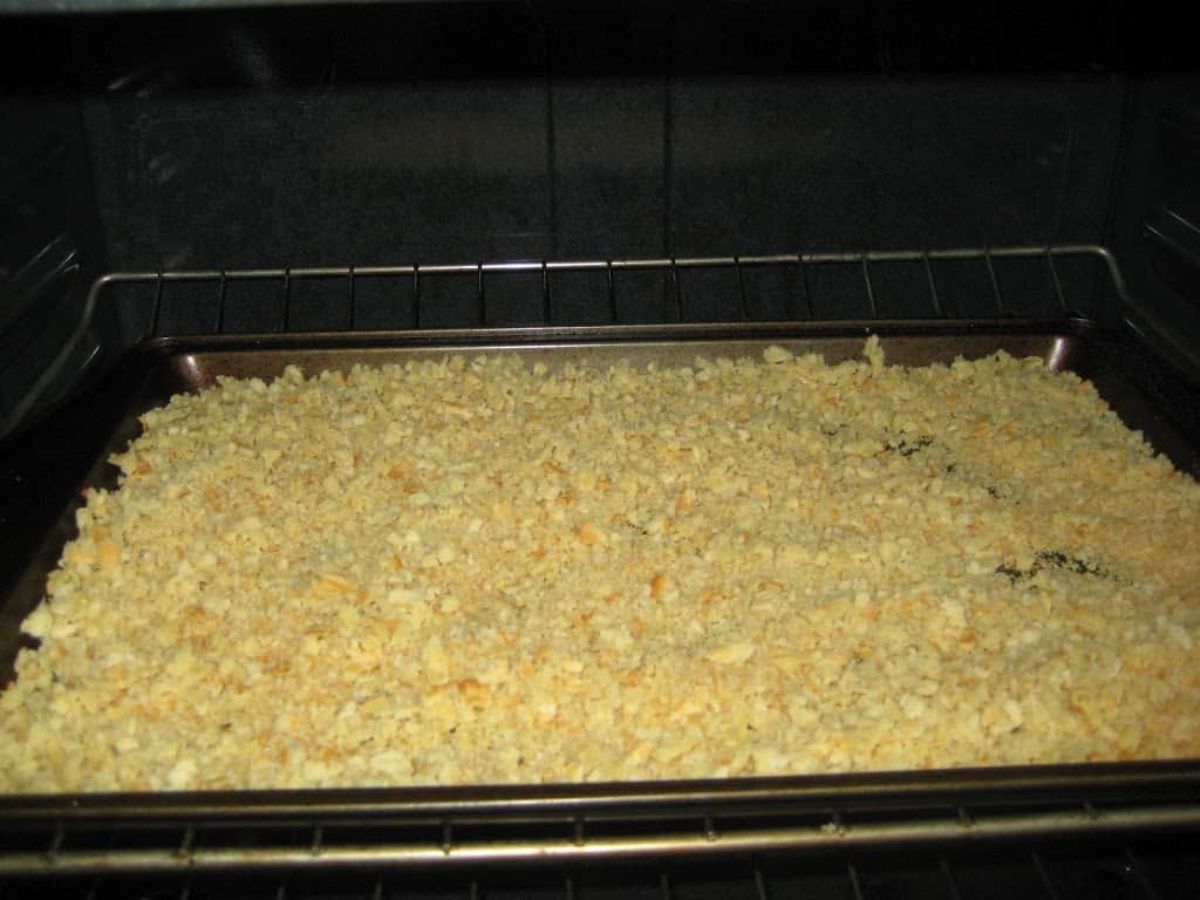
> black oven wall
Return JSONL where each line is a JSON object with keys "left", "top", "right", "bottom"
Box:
{"left": 0, "top": 17, "right": 108, "bottom": 438}
{"left": 1111, "top": 75, "right": 1200, "bottom": 380}
{"left": 1, "top": 0, "right": 1199, "bottom": 432}
{"left": 78, "top": 4, "right": 1129, "bottom": 271}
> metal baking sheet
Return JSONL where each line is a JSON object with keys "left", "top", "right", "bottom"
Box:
{"left": 0, "top": 319, "right": 1198, "bottom": 848}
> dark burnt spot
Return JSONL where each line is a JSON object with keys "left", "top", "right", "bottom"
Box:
{"left": 883, "top": 434, "right": 934, "bottom": 457}
{"left": 994, "top": 549, "right": 1114, "bottom": 584}
{"left": 994, "top": 563, "right": 1026, "bottom": 584}
{"left": 1035, "top": 549, "right": 1106, "bottom": 577}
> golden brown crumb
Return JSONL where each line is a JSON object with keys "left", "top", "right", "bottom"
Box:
{"left": 1, "top": 343, "right": 1198, "bottom": 792}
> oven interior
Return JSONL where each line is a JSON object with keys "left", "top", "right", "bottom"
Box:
{"left": 2, "top": 0, "right": 1200, "bottom": 896}
{"left": 2, "top": 0, "right": 1200, "bottom": 437}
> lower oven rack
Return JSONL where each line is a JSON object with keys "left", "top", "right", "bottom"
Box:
{"left": 3, "top": 842, "right": 1198, "bottom": 900}
{"left": 1, "top": 776, "right": 1199, "bottom": 897}
{"left": 2, "top": 768, "right": 1200, "bottom": 877}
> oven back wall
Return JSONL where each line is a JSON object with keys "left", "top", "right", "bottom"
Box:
{"left": 76, "top": 3, "right": 1125, "bottom": 280}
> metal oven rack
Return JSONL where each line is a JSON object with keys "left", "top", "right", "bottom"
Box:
{"left": 99, "top": 243, "right": 1122, "bottom": 333}
{"left": 1, "top": 846, "right": 1198, "bottom": 900}
{"left": 1, "top": 774, "right": 1199, "bottom": 897}
{"left": 1, "top": 244, "right": 1126, "bottom": 440}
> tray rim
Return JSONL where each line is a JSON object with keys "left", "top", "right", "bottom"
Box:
{"left": 133, "top": 315, "right": 1102, "bottom": 353}
{"left": 2, "top": 757, "right": 1200, "bottom": 818}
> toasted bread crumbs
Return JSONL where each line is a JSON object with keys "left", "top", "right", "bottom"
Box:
{"left": 2, "top": 341, "right": 1198, "bottom": 792}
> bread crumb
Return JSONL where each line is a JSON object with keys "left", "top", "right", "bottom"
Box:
{"left": 2, "top": 341, "right": 1198, "bottom": 792}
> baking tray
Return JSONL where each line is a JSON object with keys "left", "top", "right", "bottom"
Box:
{"left": 1, "top": 318, "right": 1198, "bottom": 873}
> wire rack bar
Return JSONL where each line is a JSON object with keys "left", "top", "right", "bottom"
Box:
{"left": 1030, "top": 851, "right": 1062, "bottom": 900}
{"left": 282, "top": 270, "right": 293, "bottom": 332}
{"left": 43, "top": 824, "right": 63, "bottom": 864}
{"left": 940, "top": 856, "right": 963, "bottom": 900}
{"left": 983, "top": 251, "right": 1005, "bottom": 315}
{"left": 476, "top": 264, "right": 486, "bottom": 327}
{"left": 922, "top": 253, "right": 945, "bottom": 316}
{"left": 79, "top": 245, "right": 1113, "bottom": 283}
{"left": 668, "top": 261, "right": 682, "bottom": 322}
{"left": 1046, "top": 251, "right": 1069, "bottom": 313}
{"left": 796, "top": 256, "right": 813, "bottom": 319}
{"left": 753, "top": 867, "right": 769, "bottom": 900}
{"left": 4, "top": 803, "right": 1198, "bottom": 877}
{"left": 150, "top": 276, "right": 165, "bottom": 337}
{"left": 734, "top": 257, "right": 749, "bottom": 320}
{"left": 215, "top": 271, "right": 228, "bottom": 333}
{"left": 411, "top": 268, "right": 421, "bottom": 330}
{"left": 1124, "top": 846, "right": 1165, "bottom": 900}
{"left": 605, "top": 262, "right": 617, "bottom": 322}
{"left": 847, "top": 863, "right": 865, "bottom": 900}
{"left": 860, "top": 259, "right": 879, "bottom": 318}
{"left": 90, "top": 244, "right": 1122, "bottom": 284}
{"left": 177, "top": 825, "right": 195, "bottom": 859}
